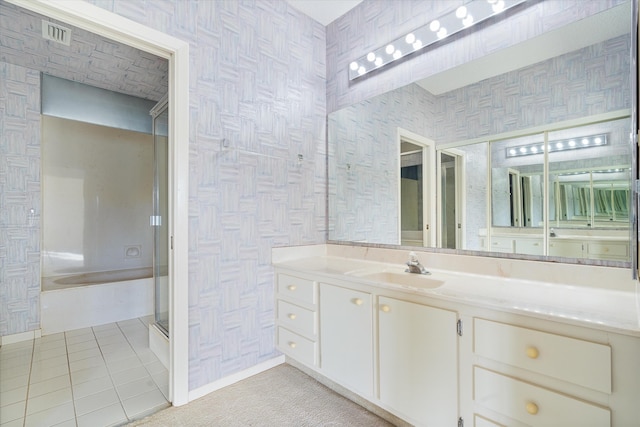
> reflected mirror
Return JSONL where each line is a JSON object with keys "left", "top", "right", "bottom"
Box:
{"left": 327, "top": 1, "right": 634, "bottom": 265}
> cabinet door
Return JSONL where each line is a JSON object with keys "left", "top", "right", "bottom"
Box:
{"left": 319, "top": 283, "right": 373, "bottom": 397}
{"left": 378, "top": 296, "right": 458, "bottom": 425}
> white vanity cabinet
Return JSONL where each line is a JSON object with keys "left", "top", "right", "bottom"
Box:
{"left": 275, "top": 273, "right": 318, "bottom": 367}
{"left": 471, "top": 318, "right": 640, "bottom": 427}
{"left": 319, "top": 282, "right": 374, "bottom": 398}
{"left": 378, "top": 296, "right": 458, "bottom": 426}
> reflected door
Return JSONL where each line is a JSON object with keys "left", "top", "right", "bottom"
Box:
{"left": 399, "top": 136, "right": 435, "bottom": 247}
{"left": 151, "top": 99, "right": 169, "bottom": 336}
{"left": 438, "top": 151, "right": 464, "bottom": 249}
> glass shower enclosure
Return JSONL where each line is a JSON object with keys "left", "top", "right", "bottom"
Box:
{"left": 151, "top": 97, "right": 169, "bottom": 336}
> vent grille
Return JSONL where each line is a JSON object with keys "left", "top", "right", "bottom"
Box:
{"left": 42, "top": 20, "right": 71, "bottom": 46}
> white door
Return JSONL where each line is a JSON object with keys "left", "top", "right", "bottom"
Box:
{"left": 438, "top": 149, "right": 465, "bottom": 249}
{"left": 398, "top": 128, "right": 436, "bottom": 247}
{"left": 378, "top": 296, "right": 458, "bottom": 425}
{"left": 319, "top": 283, "right": 374, "bottom": 397}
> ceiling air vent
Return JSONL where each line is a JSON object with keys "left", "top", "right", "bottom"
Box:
{"left": 42, "top": 20, "right": 71, "bottom": 46}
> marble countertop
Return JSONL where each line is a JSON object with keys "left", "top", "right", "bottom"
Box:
{"left": 274, "top": 255, "right": 640, "bottom": 336}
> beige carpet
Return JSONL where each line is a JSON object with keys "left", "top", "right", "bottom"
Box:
{"left": 128, "top": 364, "right": 394, "bottom": 426}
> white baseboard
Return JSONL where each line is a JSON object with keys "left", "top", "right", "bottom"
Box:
{"left": 1, "top": 329, "right": 42, "bottom": 345}
{"left": 149, "top": 323, "right": 169, "bottom": 370}
{"left": 188, "top": 355, "right": 285, "bottom": 402}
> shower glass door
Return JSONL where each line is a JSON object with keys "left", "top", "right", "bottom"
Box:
{"left": 151, "top": 99, "right": 169, "bottom": 336}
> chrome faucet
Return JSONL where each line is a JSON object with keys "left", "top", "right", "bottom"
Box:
{"left": 405, "top": 251, "right": 430, "bottom": 275}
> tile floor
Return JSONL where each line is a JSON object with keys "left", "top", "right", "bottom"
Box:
{"left": 0, "top": 317, "right": 170, "bottom": 427}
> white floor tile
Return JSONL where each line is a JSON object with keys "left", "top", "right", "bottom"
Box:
{"left": 74, "top": 387, "right": 119, "bottom": 416}
{"left": 102, "top": 348, "right": 137, "bottom": 364}
{"left": 0, "top": 374, "right": 29, "bottom": 393}
{"left": 76, "top": 403, "right": 127, "bottom": 427}
{"left": 70, "top": 364, "right": 109, "bottom": 385}
{"left": 0, "top": 386, "right": 28, "bottom": 407}
{"left": 0, "top": 363, "right": 31, "bottom": 380}
{"left": 144, "top": 360, "right": 167, "bottom": 376}
{"left": 134, "top": 348, "right": 160, "bottom": 364}
{"left": 0, "top": 418, "right": 24, "bottom": 427}
{"left": 39, "top": 333, "right": 65, "bottom": 344}
{"left": 26, "top": 387, "right": 72, "bottom": 415}
{"left": 65, "top": 333, "right": 96, "bottom": 346}
{"left": 105, "top": 355, "right": 143, "bottom": 374}
{"left": 67, "top": 347, "right": 102, "bottom": 363}
{"left": 121, "top": 388, "right": 169, "bottom": 419}
{"left": 95, "top": 334, "right": 128, "bottom": 347}
{"left": 31, "top": 346, "right": 67, "bottom": 361}
{"left": 66, "top": 340, "right": 98, "bottom": 354}
{"left": 64, "top": 328, "right": 93, "bottom": 337}
{"left": 34, "top": 338, "right": 66, "bottom": 351}
{"left": 115, "top": 376, "right": 158, "bottom": 400}
{"left": 29, "top": 363, "right": 69, "bottom": 384}
{"left": 51, "top": 419, "right": 77, "bottom": 427}
{"left": 0, "top": 400, "right": 25, "bottom": 424}
{"left": 30, "top": 354, "right": 68, "bottom": 371}
{"left": 24, "top": 401, "right": 75, "bottom": 427}
{"left": 111, "top": 365, "right": 151, "bottom": 386}
{"left": 93, "top": 323, "right": 119, "bottom": 332}
{"left": 69, "top": 355, "right": 106, "bottom": 373}
{"left": 71, "top": 376, "right": 115, "bottom": 400}
{"left": 28, "top": 375, "right": 71, "bottom": 399}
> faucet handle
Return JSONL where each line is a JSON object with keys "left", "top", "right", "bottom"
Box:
{"left": 408, "top": 251, "right": 419, "bottom": 264}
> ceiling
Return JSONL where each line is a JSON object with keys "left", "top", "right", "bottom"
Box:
{"left": 286, "top": 0, "right": 363, "bottom": 25}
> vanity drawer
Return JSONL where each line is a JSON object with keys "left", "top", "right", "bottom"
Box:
{"left": 277, "top": 327, "right": 317, "bottom": 366}
{"left": 587, "top": 241, "right": 629, "bottom": 259}
{"left": 474, "top": 319, "right": 611, "bottom": 393}
{"left": 474, "top": 415, "right": 503, "bottom": 427}
{"left": 474, "top": 367, "right": 610, "bottom": 427}
{"left": 277, "top": 274, "right": 316, "bottom": 306}
{"left": 489, "top": 237, "right": 513, "bottom": 253}
{"left": 277, "top": 300, "right": 316, "bottom": 338}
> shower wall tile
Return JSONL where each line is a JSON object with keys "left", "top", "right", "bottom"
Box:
{"left": 84, "top": 0, "right": 327, "bottom": 390}
{"left": 0, "top": 62, "right": 41, "bottom": 336}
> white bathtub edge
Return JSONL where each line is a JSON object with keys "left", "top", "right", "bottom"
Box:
{"left": 149, "top": 323, "right": 169, "bottom": 370}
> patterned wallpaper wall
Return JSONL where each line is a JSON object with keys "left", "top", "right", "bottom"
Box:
{"left": 81, "top": 0, "right": 327, "bottom": 390}
{"left": 328, "top": 83, "right": 434, "bottom": 243}
{"left": 0, "top": 62, "right": 41, "bottom": 336}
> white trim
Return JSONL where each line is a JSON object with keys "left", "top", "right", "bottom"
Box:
{"left": 397, "top": 128, "right": 436, "bottom": 247}
{"left": 188, "top": 356, "right": 286, "bottom": 402}
{"left": 0, "top": 329, "right": 42, "bottom": 345}
{"left": 6, "top": 0, "right": 190, "bottom": 406}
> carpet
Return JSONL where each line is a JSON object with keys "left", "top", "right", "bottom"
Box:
{"left": 127, "top": 364, "right": 395, "bottom": 426}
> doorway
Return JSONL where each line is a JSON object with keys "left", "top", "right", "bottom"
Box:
{"left": 438, "top": 149, "right": 465, "bottom": 249}
{"left": 7, "top": 0, "right": 190, "bottom": 405}
{"left": 398, "top": 128, "right": 436, "bottom": 247}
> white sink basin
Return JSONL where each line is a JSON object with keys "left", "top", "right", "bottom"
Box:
{"left": 353, "top": 270, "right": 445, "bottom": 289}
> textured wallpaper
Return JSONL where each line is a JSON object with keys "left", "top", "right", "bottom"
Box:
{"left": 0, "top": 62, "right": 41, "bottom": 336}
{"left": 82, "top": 0, "right": 327, "bottom": 390}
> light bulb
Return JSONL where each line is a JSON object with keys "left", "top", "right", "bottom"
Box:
{"left": 385, "top": 44, "right": 395, "bottom": 55}
{"left": 405, "top": 33, "right": 416, "bottom": 44}
{"left": 581, "top": 138, "right": 589, "bottom": 145}
{"left": 492, "top": 0, "right": 505, "bottom": 13}
{"left": 374, "top": 57, "right": 383, "bottom": 66}
{"left": 349, "top": 61, "right": 358, "bottom": 71}
{"left": 456, "top": 6, "right": 467, "bottom": 19}
{"left": 437, "top": 27, "right": 448, "bottom": 39}
{"left": 366, "top": 52, "right": 375, "bottom": 62}
{"left": 357, "top": 66, "right": 366, "bottom": 75}
{"left": 413, "top": 40, "right": 423, "bottom": 50}
{"left": 530, "top": 146, "right": 538, "bottom": 153}
{"left": 594, "top": 137, "right": 602, "bottom": 144}
{"left": 463, "top": 14, "right": 474, "bottom": 27}
{"left": 509, "top": 149, "right": 516, "bottom": 156}
{"left": 519, "top": 147, "right": 527, "bottom": 154}
{"left": 429, "top": 20, "right": 440, "bottom": 32}
{"left": 568, "top": 139, "right": 576, "bottom": 147}
{"left": 393, "top": 50, "right": 402, "bottom": 59}
{"left": 556, "top": 142, "right": 563, "bottom": 149}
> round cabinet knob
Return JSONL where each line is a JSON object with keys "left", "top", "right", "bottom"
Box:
{"left": 526, "top": 346, "right": 539, "bottom": 359}
{"left": 381, "top": 305, "right": 391, "bottom": 313}
{"left": 287, "top": 285, "right": 297, "bottom": 291}
{"left": 525, "top": 402, "right": 539, "bottom": 415}
{"left": 288, "top": 313, "right": 297, "bottom": 320}
{"left": 288, "top": 341, "right": 297, "bottom": 349}
{"left": 353, "top": 298, "right": 363, "bottom": 306}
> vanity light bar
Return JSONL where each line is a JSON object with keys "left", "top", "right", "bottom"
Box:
{"left": 559, "top": 167, "right": 627, "bottom": 176}
{"left": 505, "top": 134, "right": 609, "bottom": 158}
{"left": 348, "top": 0, "right": 527, "bottom": 81}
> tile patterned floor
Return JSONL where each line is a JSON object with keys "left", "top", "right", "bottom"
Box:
{"left": 0, "top": 317, "right": 169, "bottom": 427}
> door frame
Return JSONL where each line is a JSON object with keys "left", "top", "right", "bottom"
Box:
{"left": 397, "top": 128, "right": 436, "bottom": 247}
{"left": 437, "top": 148, "right": 466, "bottom": 249}
{"left": 7, "top": 0, "right": 190, "bottom": 405}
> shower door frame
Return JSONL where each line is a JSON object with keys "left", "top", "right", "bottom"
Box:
{"left": 7, "top": 0, "right": 190, "bottom": 406}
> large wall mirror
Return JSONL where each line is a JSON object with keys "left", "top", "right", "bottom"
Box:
{"left": 328, "top": 1, "right": 635, "bottom": 266}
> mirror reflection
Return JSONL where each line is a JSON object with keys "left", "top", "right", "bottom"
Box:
{"left": 327, "top": 2, "right": 632, "bottom": 264}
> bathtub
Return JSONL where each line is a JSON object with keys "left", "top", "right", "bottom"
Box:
{"left": 41, "top": 268, "right": 155, "bottom": 335}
